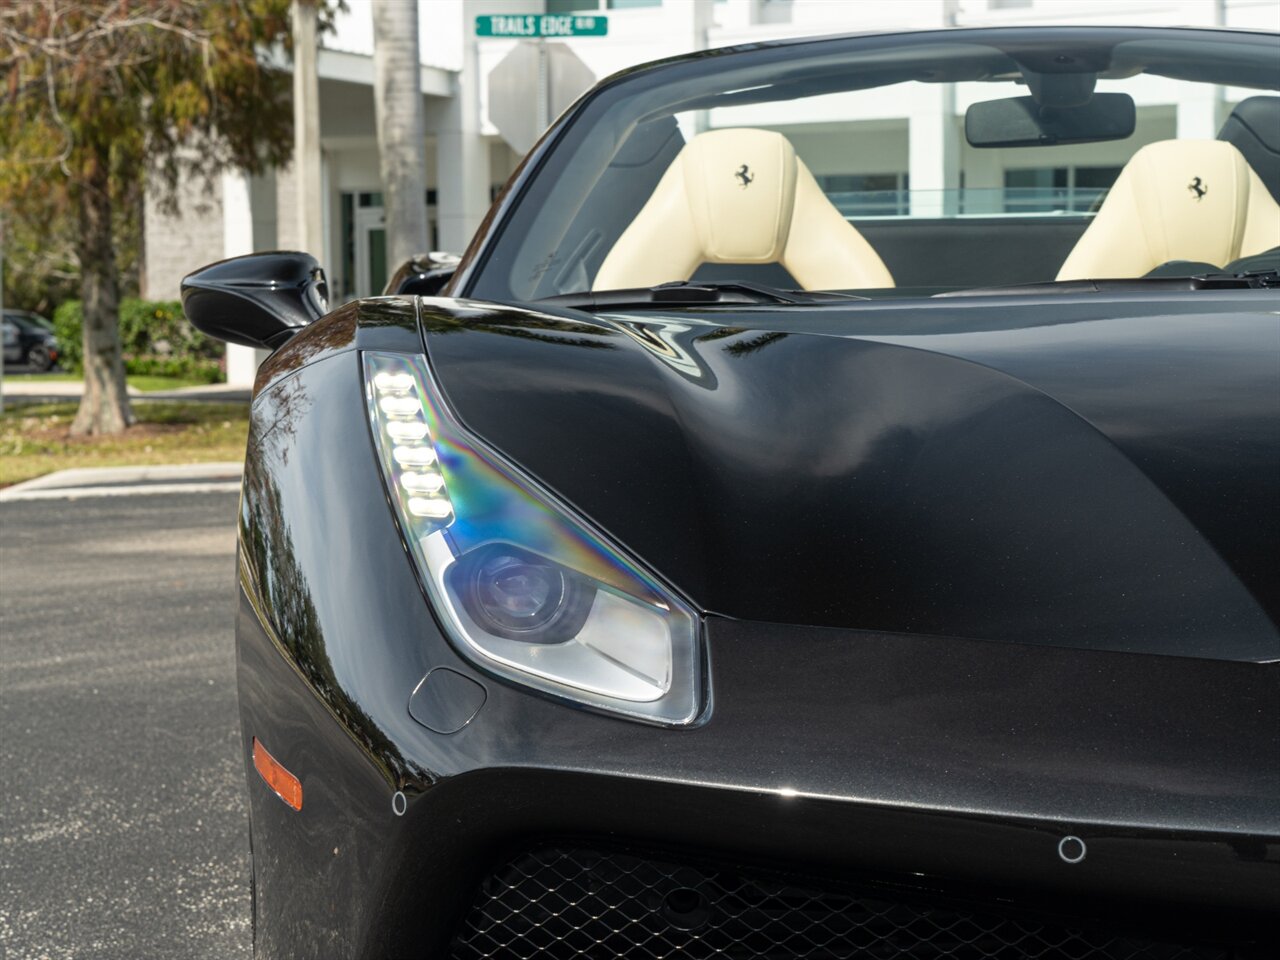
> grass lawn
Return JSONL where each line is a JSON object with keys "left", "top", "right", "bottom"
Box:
{"left": 127, "top": 374, "right": 221, "bottom": 392}
{"left": 0, "top": 401, "right": 249, "bottom": 487}
{"left": 2, "top": 372, "right": 220, "bottom": 392}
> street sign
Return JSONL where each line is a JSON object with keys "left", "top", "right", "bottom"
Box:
{"left": 476, "top": 14, "right": 608, "bottom": 38}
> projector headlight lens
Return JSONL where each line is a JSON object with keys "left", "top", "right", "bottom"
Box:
{"left": 455, "top": 544, "right": 595, "bottom": 643}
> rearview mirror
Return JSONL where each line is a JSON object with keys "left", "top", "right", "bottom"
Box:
{"left": 181, "top": 251, "right": 329, "bottom": 350}
{"left": 965, "top": 93, "right": 1136, "bottom": 148}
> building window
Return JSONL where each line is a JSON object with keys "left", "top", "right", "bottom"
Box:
{"left": 546, "top": 0, "right": 662, "bottom": 11}
{"left": 1003, "top": 165, "right": 1120, "bottom": 214}
{"left": 1073, "top": 166, "right": 1123, "bottom": 192}
{"left": 816, "top": 173, "right": 910, "bottom": 217}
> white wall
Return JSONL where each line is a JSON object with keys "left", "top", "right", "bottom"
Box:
{"left": 327, "top": 0, "right": 467, "bottom": 71}
{"left": 143, "top": 172, "right": 227, "bottom": 301}
{"left": 777, "top": 122, "right": 909, "bottom": 176}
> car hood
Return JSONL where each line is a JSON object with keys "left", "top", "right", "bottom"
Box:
{"left": 420, "top": 293, "right": 1279, "bottom": 661}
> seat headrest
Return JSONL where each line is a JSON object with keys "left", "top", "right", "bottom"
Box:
{"left": 594, "top": 128, "right": 893, "bottom": 291}
{"left": 676, "top": 129, "right": 801, "bottom": 263}
{"left": 1218, "top": 96, "right": 1280, "bottom": 204}
{"left": 1057, "top": 139, "right": 1280, "bottom": 281}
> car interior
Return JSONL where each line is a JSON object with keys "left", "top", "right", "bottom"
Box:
{"left": 588, "top": 103, "right": 1280, "bottom": 294}
{"left": 872, "top": 98, "right": 1280, "bottom": 288}
{"left": 491, "top": 39, "right": 1280, "bottom": 302}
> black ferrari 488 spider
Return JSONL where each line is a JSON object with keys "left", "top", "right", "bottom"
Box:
{"left": 182, "top": 24, "right": 1279, "bottom": 960}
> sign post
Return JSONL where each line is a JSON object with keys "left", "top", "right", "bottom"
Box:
{"left": 537, "top": 36, "right": 548, "bottom": 134}
{"left": 477, "top": 14, "right": 608, "bottom": 145}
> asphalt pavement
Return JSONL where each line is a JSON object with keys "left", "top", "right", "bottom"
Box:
{"left": 0, "top": 491, "right": 250, "bottom": 959}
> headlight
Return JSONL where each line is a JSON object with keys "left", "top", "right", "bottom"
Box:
{"left": 363, "top": 351, "right": 703, "bottom": 726}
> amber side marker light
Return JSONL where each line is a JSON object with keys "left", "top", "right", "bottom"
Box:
{"left": 252, "top": 737, "right": 303, "bottom": 811}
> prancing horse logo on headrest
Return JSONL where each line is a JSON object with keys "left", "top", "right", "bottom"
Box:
{"left": 1188, "top": 177, "right": 1208, "bottom": 201}
{"left": 735, "top": 164, "right": 754, "bottom": 189}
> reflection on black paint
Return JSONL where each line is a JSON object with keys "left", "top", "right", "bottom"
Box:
{"left": 423, "top": 300, "right": 1280, "bottom": 662}
{"left": 241, "top": 375, "right": 425, "bottom": 791}
{"left": 694, "top": 326, "right": 747, "bottom": 342}
{"left": 477, "top": 327, "right": 615, "bottom": 350}
{"left": 421, "top": 302, "right": 618, "bottom": 351}
{"left": 724, "top": 330, "right": 788, "bottom": 357}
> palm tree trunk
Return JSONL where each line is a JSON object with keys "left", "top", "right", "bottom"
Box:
{"left": 372, "top": 0, "right": 430, "bottom": 274}
{"left": 71, "top": 146, "right": 134, "bottom": 436}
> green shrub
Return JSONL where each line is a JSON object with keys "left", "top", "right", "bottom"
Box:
{"left": 51, "top": 298, "right": 224, "bottom": 379}
{"left": 52, "top": 300, "right": 85, "bottom": 371}
{"left": 125, "top": 355, "right": 223, "bottom": 383}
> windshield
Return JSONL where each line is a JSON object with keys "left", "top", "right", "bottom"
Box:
{"left": 468, "top": 28, "right": 1280, "bottom": 304}
{"left": 8, "top": 314, "right": 51, "bottom": 334}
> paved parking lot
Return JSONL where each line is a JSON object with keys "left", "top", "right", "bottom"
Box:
{"left": 0, "top": 492, "right": 250, "bottom": 959}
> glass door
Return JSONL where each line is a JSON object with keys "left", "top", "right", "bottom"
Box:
{"left": 354, "top": 203, "right": 388, "bottom": 297}
{"left": 342, "top": 189, "right": 437, "bottom": 298}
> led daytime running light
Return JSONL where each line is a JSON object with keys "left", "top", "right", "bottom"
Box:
{"left": 393, "top": 445, "right": 437, "bottom": 467}
{"left": 386, "top": 419, "right": 429, "bottom": 442}
{"left": 380, "top": 395, "right": 424, "bottom": 418}
{"left": 367, "top": 362, "right": 454, "bottom": 528}
{"left": 401, "top": 470, "right": 445, "bottom": 493}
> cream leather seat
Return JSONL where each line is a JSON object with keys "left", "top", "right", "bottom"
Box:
{"left": 593, "top": 128, "right": 894, "bottom": 292}
{"left": 1057, "top": 139, "right": 1280, "bottom": 281}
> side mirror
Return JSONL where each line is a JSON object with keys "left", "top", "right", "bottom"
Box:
{"left": 385, "top": 251, "right": 461, "bottom": 297}
{"left": 181, "top": 251, "right": 329, "bottom": 350}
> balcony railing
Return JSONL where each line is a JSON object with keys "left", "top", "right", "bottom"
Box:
{"left": 828, "top": 187, "right": 1111, "bottom": 219}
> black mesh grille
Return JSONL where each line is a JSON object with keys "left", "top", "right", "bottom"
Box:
{"left": 450, "top": 846, "right": 1233, "bottom": 960}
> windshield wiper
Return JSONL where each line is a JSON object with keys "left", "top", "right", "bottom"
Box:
{"left": 537, "top": 280, "right": 865, "bottom": 311}
{"left": 1191, "top": 268, "right": 1280, "bottom": 289}
{"left": 938, "top": 269, "right": 1280, "bottom": 299}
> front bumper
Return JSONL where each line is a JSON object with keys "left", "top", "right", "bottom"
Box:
{"left": 237, "top": 588, "right": 1279, "bottom": 959}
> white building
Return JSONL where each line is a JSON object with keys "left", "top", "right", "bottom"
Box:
{"left": 141, "top": 0, "right": 1280, "bottom": 384}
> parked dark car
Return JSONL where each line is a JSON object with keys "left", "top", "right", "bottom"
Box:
{"left": 1, "top": 310, "right": 59, "bottom": 370}
{"left": 1, "top": 317, "right": 19, "bottom": 365}
{"left": 182, "top": 25, "right": 1279, "bottom": 960}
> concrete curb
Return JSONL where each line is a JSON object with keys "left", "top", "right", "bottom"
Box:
{"left": 1, "top": 381, "right": 251, "bottom": 403}
{"left": 2, "top": 481, "right": 242, "bottom": 501}
{"left": 1, "top": 380, "right": 134, "bottom": 397}
{"left": 1, "top": 462, "right": 243, "bottom": 502}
